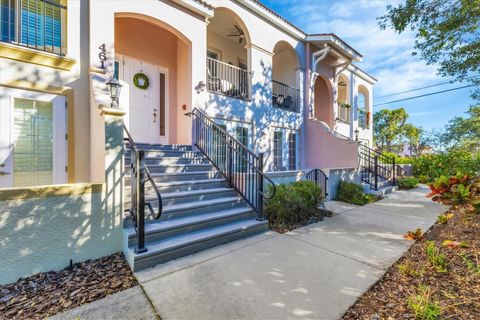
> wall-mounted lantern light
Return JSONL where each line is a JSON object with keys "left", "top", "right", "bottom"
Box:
{"left": 195, "top": 81, "right": 206, "bottom": 94}
{"left": 106, "top": 78, "right": 122, "bottom": 108}
{"left": 354, "top": 128, "right": 359, "bottom": 141}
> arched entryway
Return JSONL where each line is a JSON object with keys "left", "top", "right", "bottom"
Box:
{"left": 337, "top": 74, "right": 350, "bottom": 123}
{"left": 272, "top": 41, "right": 301, "bottom": 112}
{"left": 115, "top": 14, "right": 191, "bottom": 144}
{"left": 313, "top": 75, "right": 334, "bottom": 128}
{"left": 206, "top": 8, "right": 251, "bottom": 99}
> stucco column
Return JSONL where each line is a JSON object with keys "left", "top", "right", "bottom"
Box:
{"left": 89, "top": 0, "right": 115, "bottom": 182}
{"left": 248, "top": 45, "right": 273, "bottom": 167}
{"left": 103, "top": 108, "right": 126, "bottom": 222}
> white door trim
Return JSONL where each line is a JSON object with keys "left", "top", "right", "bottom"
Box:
{"left": 116, "top": 54, "right": 169, "bottom": 144}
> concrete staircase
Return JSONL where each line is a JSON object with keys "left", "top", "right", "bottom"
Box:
{"left": 360, "top": 170, "right": 398, "bottom": 196}
{"left": 122, "top": 143, "right": 268, "bottom": 271}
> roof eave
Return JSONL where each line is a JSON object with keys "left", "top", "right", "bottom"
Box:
{"left": 306, "top": 34, "right": 363, "bottom": 62}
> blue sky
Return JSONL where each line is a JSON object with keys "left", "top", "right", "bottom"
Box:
{"left": 260, "top": 0, "right": 476, "bottom": 131}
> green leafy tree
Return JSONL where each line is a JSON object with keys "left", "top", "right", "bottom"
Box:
{"left": 373, "top": 108, "right": 408, "bottom": 152}
{"left": 402, "top": 124, "right": 423, "bottom": 156}
{"left": 440, "top": 106, "right": 480, "bottom": 152}
{"left": 379, "top": 0, "right": 480, "bottom": 100}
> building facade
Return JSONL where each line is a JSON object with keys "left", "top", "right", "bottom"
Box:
{"left": 0, "top": 0, "right": 376, "bottom": 283}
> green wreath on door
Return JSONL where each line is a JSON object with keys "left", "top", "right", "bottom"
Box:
{"left": 133, "top": 72, "right": 150, "bottom": 90}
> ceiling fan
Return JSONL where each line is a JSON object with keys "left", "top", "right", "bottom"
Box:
{"left": 227, "top": 25, "right": 245, "bottom": 44}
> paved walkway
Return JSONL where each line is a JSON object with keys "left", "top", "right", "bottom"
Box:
{"left": 135, "top": 186, "right": 446, "bottom": 320}
{"left": 52, "top": 186, "right": 446, "bottom": 320}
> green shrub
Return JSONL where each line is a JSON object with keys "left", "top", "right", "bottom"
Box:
{"left": 266, "top": 181, "right": 323, "bottom": 232}
{"left": 408, "top": 285, "right": 442, "bottom": 320}
{"left": 397, "top": 176, "right": 420, "bottom": 189}
{"left": 411, "top": 150, "right": 480, "bottom": 183}
{"left": 336, "top": 181, "right": 377, "bottom": 205}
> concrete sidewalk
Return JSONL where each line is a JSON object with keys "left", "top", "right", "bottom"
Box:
{"left": 134, "top": 186, "right": 446, "bottom": 320}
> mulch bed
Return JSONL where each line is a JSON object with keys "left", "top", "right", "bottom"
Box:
{"left": 343, "top": 211, "right": 480, "bottom": 319}
{"left": 0, "top": 252, "right": 137, "bottom": 320}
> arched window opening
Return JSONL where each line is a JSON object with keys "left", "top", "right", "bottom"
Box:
{"left": 272, "top": 41, "right": 300, "bottom": 112}
{"left": 337, "top": 74, "right": 350, "bottom": 123}
{"left": 357, "top": 85, "right": 370, "bottom": 129}
{"left": 206, "top": 9, "right": 250, "bottom": 100}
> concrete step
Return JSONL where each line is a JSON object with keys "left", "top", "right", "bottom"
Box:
{"left": 124, "top": 143, "right": 193, "bottom": 151}
{"left": 125, "top": 187, "right": 238, "bottom": 207}
{"left": 124, "top": 149, "right": 201, "bottom": 158}
{"left": 125, "top": 206, "right": 256, "bottom": 247}
{"left": 125, "top": 171, "right": 224, "bottom": 183}
{"left": 125, "top": 179, "right": 228, "bottom": 194}
{"left": 124, "top": 156, "right": 209, "bottom": 166}
{"left": 124, "top": 218, "right": 268, "bottom": 271}
{"left": 126, "top": 163, "right": 214, "bottom": 174}
{"left": 144, "top": 196, "right": 246, "bottom": 222}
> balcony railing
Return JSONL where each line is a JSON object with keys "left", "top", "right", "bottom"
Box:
{"left": 0, "top": 0, "right": 67, "bottom": 55}
{"left": 207, "top": 57, "right": 249, "bottom": 100}
{"left": 337, "top": 103, "right": 350, "bottom": 123}
{"left": 272, "top": 80, "right": 300, "bottom": 113}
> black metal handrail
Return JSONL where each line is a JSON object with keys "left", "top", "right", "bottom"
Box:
{"left": 272, "top": 80, "right": 300, "bottom": 113}
{"left": 186, "top": 108, "right": 276, "bottom": 220}
{"left": 358, "top": 143, "right": 408, "bottom": 190}
{"left": 304, "top": 169, "right": 328, "bottom": 199}
{"left": 123, "top": 124, "right": 162, "bottom": 254}
{"left": 1, "top": 0, "right": 67, "bottom": 55}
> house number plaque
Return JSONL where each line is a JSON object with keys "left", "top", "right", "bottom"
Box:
{"left": 98, "top": 44, "right": 107, "bottom": 69}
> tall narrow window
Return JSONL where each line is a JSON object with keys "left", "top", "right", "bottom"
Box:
{"left": 159, "top": 73, "right": 166, "bottom": 136}
{"left": 13, "top": 98, "right": 53, "bottom": 187}
{"left": 213, "top": 124, "right": 227, "bottom": 171}
{"left": 273, "top": 131, "right": 283, "bottom": 171}
{"left": 236, "top": 126, "right": 249, "bottom": 172}
{"left": 358, "top": 92, "right": 367, "bottom": 129}
{"left": 288, "top": 133, "right": 297, "bottom": 170}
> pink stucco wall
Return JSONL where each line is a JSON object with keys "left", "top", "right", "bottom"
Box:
{"left": 115, "top": 17, "right": 191, "bottom": 144}
{"left": 305, "top": 120, "right": 359, "bottom": 169}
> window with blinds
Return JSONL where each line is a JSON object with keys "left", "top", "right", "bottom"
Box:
{"left": 0, "top": 0, "right": 66, "bottom": 55}
{"left": 288, "top": 133, "right": 296, "bottom": 170}
{"left": 273, "top": 131, "right": 283, "bottom": 171}
{"left": 13, "top": 98, "right": 53, "bottom": 187}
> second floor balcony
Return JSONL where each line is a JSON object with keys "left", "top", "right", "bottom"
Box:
{"left": 272, "top": 80, "right": 300, "bottom": 113}
{"left": 0, "top": 0, "right": 67, "bottom": 55}
{"left": 207, "top": 57, "right": 249, "bottom": 100}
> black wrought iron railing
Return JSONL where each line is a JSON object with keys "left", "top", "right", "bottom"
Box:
{"left": 186, "top": 108, "right": 275, "bottom": 219}
{"left": 305, "top": 168, "right": 328, "bottom": 199}
{"left": 0, "top": 0, "right": 67, "bottom": 55}
{"left": 123, "top": 125, "right": 162, "bottom": 254}
{"left": 359, "top": 144, "right": 407, "bottom": 190}
{"left": 272, "top": 80, "right": 300, "bottom": 113}
{"left": 207, "top": 57, "right": 249, "bottom": 100}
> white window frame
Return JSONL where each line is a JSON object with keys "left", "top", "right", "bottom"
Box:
{"left": 0, "top": 87, "right": 67, "bottom": 188}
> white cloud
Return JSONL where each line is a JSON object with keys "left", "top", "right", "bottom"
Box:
{"left": 275, "top": 0, "right": 445, "bottom": 97}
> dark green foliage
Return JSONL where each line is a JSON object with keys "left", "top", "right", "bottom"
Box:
{"left": 412, "top": 151, "right": 480, "bottom": 183}
{"left": 397, "top": 176, "right": 420, "bottom": 189}
{"left": 379, "top": 0, "right": 480, "bottom": 101}
{"left": 266, "top": 181, "right": 323, "bottom": 232}
{"left": 336, "top": 181, "right": 377, "bottom": 205}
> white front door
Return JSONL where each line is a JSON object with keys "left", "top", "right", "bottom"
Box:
{"left": 122, "top": 58, "right": 168, "bottom": 144}
{"left": 0, "top": 88, "right": 67, "bottom": 188}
